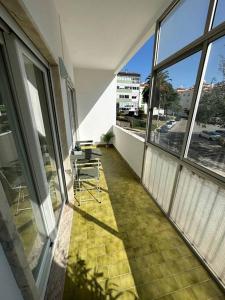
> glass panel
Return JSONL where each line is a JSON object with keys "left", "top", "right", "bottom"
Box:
{"left": 0, "top": 49, "right": 47, "bottom": 278}
{"left": 67, "top": 86, "right": 75, "bottom": 147}
{"left": 150, "top": 52, "right": 201, "bottom": 155}
{"left": 23, "top": 56, "right": 62, "bottom": 222}
{"left": 157, "top": 0, "right": 210, "bottom": 63}
{"left": 213, "top": 0, "right": 225, "bottom": 28}
{"left": 187, "top": 36, "right": 225, "bottom": 177}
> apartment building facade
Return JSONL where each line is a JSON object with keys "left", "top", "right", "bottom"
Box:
{"left": 116, "top": 72, "right": 140, "bottom": 111}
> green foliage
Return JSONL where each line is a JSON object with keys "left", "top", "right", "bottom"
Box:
{"left": 102, "top": 131, "right": 114, "bottom": 144}
{"left": 196, "top": 84, "right": 225, "bottom": 124}
{"left": 142, "top": 71, "right": 180, "bottom": 116}
{"left": 196, "top": 55, "right": 225, "bottom": 124}
{"left": 131, "top": 118, "right": 146, "bottom": 129}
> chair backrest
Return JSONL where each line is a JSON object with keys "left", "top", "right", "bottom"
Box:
{"left": 0, "top": 169, "right": 13, "bottom": 189}
{"left": 0, "top": 169, "right": 18, "bottom": 205}
{"left": 75, "top": 158, "right": 100, "bottom": 179}
{"left": 76, "top": 140, "right": 93, "bottom": 146}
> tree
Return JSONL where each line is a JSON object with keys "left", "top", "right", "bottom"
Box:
{"left": 196, "top": 83, "right": 225, "bottom": 124}
{"left": 142, "top": 74, "right": 151, "bottom": 104}
{"left": 142, "top": 70, "right": 180, "bottom": 117}
{"left": 196, "top": 55, "right": 225, "bottom": 124}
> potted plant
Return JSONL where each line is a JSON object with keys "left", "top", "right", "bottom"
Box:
{"left": 102, "top": 131, "right": 114, "bottom": 147}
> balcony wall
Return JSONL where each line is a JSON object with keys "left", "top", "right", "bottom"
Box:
{"left": 113, "top": 125, "right": 145, "bottom": 178}
{"left": 74, "top": 68, "right": 117, "bottom": 143}
{"left": 143, "top": 143, "right": 225, "bottom": 288}
{"left": 143, "top": 146, "right": 178, "bottom": 213}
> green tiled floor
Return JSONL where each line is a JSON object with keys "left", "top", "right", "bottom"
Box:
{"left": 63, "top": 148, "right": 224, "bottom": 300}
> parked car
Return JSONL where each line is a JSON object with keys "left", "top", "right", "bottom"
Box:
{"left": 158, "top": 125, "right": 169, "bottom": 133}
{"left": 208, "top": 117, "right": 223, "bottom": 125}
{"left": 165, "top": 120, "right": 176, "bottom": 129}
{"left": 199, "top": 130, "right": 221, "bottom": 141}
{"left": 215, "top": 130, "right": 225, "bottom": 136}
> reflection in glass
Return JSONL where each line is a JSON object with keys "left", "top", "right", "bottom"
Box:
{"left": 213, "top": 0, "right": 225, "bottom": 28}
{"left": 23, "top": 56, "right": 62, "bottom": 222}
{"left": 0, "top": 51, "right": 47, "bottom": 278}
{"left": 157, "top": 0, "right": 209, "bottom": 63}
{"left": 150, "top": 52, "right": 201, "bottom": 154}
{"left": 188, "top": 36, "right": 225, "bottom": 177}
{"left": 67, "top": 86, "right": 76, "bottom": 147}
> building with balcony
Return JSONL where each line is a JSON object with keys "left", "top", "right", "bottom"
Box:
{"left": 116, "top": 72, "right": 140, "bottom": 111}
{"left": 0, "top": 1, "right": 225, "bottom": 300}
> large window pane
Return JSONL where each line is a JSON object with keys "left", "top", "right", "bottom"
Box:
{"left": 213, "top": 0, "right": 225, "bottom": 28}
{"left": 0, "top": 50, "right": 47, "bottom": 278}
{"left": 187, "top": 36, "right": 225, "bottom": 177}
{"left": 150, "top": 52, "right": 201, "bottom": 155}
{"left": 23, "top": 56, "right": 62, "bottom": 222}
{"left": 157, "top": 0, "right": 210, "bottom": 63}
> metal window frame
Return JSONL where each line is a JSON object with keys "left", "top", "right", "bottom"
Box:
{"left": 2, "top": 30, "right": 71, "bottom": 297}
{"left": 0, "top": 31, "right": 42, "bottom": 299}
{"left": 145, "top": 0, "right": 225, "bottom": 185}
{"left": 4, "top": 33, "right": 57, "bottom": 238}
{"left": 0, "top": 5, "right": 68, "bottom": 299}
{"left": 0, "top": 6, "right": 68, "bottom": 207}
{"left": 66, "top": 81, "right": 79, "bottom": 148}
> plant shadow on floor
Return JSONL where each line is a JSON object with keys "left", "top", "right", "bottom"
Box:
{"left": 64, "top": 254, "right": 137, "bottom": 300}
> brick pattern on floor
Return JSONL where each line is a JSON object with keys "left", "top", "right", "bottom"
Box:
{"left": 63, "top": 148, "right": 224, "bottom": 300}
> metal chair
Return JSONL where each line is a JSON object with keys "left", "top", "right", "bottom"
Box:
{"left": 0, "top": 169, "right": 30, "bottom": 215}
{"left": 73, "top": 158, "right": 101, "bottom": 205}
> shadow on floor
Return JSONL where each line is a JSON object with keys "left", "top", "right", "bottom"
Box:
{"left": 68, "top": 204, "right": 121, "bottom": 239}
{"left": 62, "top": 147, "right": 224, "bottom": 300}
{"left": 64, "top": 254, "right": 137, "bottom": 300}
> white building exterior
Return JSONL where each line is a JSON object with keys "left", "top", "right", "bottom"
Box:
{"left": 177, "top": 83, "right": 214, "bottom": 116}
{"left": 116, "top": 72, "right": 140, "bottom": 110}
{"left": 176, "top": 87, "right": 194, "bottom": 113}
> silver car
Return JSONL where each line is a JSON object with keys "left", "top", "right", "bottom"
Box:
{"left": 199, "top": 130, "right": 221, "bottom": 141}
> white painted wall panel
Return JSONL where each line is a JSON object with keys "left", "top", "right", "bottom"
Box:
{"left": 74, "top": 68, "right": 116, "bottom": 143}
{"left": 171, "top": 167, "right": 225, "bottom": 285}
{"left": 143, "top": 146, "right": 151, "bottom": 190}
{"left": 142, "top": 146, "right": 178, "bottom": 213}
{"left": 113, "top": 125, "right": 145, "bottom": 178}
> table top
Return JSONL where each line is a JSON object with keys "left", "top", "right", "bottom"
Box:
{"left": 80, "top": 145, "right": 97, "bottom": 150}
{"left": 72, "top": 147, "right": 102, "bottom": 161}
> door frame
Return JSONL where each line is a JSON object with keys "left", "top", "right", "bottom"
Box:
{"left": 1, "top": 31, "right": 65, "bottom": 294}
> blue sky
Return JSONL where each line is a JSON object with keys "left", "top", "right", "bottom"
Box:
{"left": 121, "top": 35, "right": 200, "bottom": 88}
{"left": 121, "top": 11, "right": 225, "bottom": 89}
{"left": 121, "top": 35, "right": 154, "bottom": 82}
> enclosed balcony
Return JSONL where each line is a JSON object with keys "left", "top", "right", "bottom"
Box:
{"left": 44, "top": 145, "right": 223, "bottom": 300}
{"left": 0, "top": 0, "right": 225, "bottom": 300}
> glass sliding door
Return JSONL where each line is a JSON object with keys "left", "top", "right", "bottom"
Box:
{"left": 67, "top": 84, "right": 76, "bottom": 147}
{"left": 2, "top": 32, "right": 66, "bottom": 292}
{"left": 0, "top": 36, "right": 48, "bottom": 280}
{"left": 23, "top": 55, "right": 63, "bottom": 223}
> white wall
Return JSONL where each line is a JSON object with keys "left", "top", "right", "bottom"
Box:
{"left": 21, "top": 0, "right": 73, "bottom": 76}
{"left": 0, "top": 244, "right": 23, "bottom": 300}
{"left": 113, "top": 125, "right": 145, "bottom": 177}
{"left": 74, "top": 68, "right": 117, "bottom": 143}
{"left": 143, "top": 145, "right": 178, "bottom": 212}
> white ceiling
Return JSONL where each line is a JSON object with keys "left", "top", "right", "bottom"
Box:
{"left": 54, "top": 0, "right": 172, "bottom": 71}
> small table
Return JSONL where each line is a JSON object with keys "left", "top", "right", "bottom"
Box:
{"left": 72, "top": 147, "right": 102, "bottom": 161}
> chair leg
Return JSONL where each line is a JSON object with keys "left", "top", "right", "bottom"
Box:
{"left": 96, "top": 180, "right": 101, "bottom": 203}
{"left": 74, "top": 180, "right": 81, "bottom": 206}
{"left": 15, "top": 186, "right": 22, "bottom": 215}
